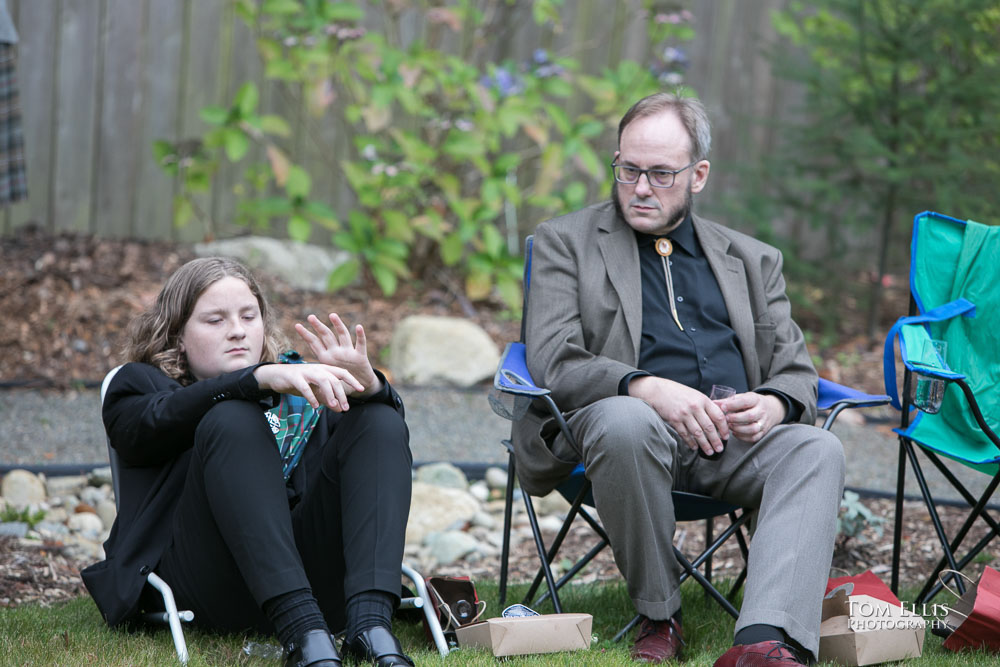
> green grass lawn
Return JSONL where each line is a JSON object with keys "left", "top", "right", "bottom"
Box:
{"left": 1, "top": 579, "right": 996, "bottom": 666}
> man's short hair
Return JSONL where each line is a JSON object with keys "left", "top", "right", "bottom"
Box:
{"left": 617, "top": 92, "right": 712, "bottom": 162}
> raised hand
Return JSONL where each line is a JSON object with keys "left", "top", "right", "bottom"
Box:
{"left": 294, "top": 313, "right": 382, "bottom": 398}
{"left": 253, "top": 363, "right": 364, "bottom": 412}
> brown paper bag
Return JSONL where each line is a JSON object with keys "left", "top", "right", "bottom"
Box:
{"left": 819, "top": 590, "right": 925, "bottom": 666}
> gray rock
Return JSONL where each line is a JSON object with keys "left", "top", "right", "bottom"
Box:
{"left": 406, "top": 482, "right": 480, "bottom": 545}
{"left": 34, "top": 521, "right": 69, "bottom": 537}
{"left": 484, "top": 467, "right": 509, "bottom": 491}
{"left": 531, "top": 491, "right": 571, "bottom": 516}
{"left": 425, "top": 530, "right": 479, "bottom": 565}
{"left": 88, "top": 467, "right": 114, "bottom": 488}
{"left": 0, "top": 522, "right": 29, "bottom": 538}
{"left": 80, "top": 486, "right": 108, "bottom": 508}
{"left": 96, "top": 499, "right": 118, "bottom": 531}
{"left": 1, "top": 469, "right": 46, "bottom": 506}
{"left": 194, "top": 236, "right": 352, "bottom": 292}
{"left": 470, "top": 511, "right": 495, "bottom": 530}
{"left": 468, "top": 481, "right": 490, "bottom": 503}
{"left": 414, "top": 462, "right": 468, "bottom": 490}
{"left": 67, "top": 512, "right": 104, "bottom": 540}
{"left": 45, "top": 475, "right": 88, "bottom": 499}
{"left": 537, "top": 515, "right": 567, "bottom": 534}
{"left": 389, "top": 316, "right": 500, "bottom": 387}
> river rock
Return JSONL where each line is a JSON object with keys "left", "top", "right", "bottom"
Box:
{"left": 406, "top": 482, "right": 480, "bottom": 544}
{"left": 389, "top": 316, "right": 500, "bottom": 386}
{"left": 1, "top": 469, "right": 46, "bottom": 507}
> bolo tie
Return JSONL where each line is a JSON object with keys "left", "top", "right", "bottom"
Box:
{"left": 655, "top": 237, "right": 683, "bottom": 331}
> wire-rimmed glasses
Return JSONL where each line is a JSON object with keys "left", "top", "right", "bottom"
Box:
{"left": 611, "top": 160, "right": 698, "bottom": 188}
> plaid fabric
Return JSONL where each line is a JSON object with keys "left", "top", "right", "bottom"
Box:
{"left": 0, "top": 43, "right": 27, "bottom": 205}
{"left": 266, "top": 393, "right": 322, "bottom": 480}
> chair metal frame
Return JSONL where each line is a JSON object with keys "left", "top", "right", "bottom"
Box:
{"left": 492, "top": 236, "right": 889, "bottom": 641}
{"left": 885, "top": 211, "right": 1000, "bottom": 603}
{"left": 100, "top": 366, "right": 450, "bottom": 663}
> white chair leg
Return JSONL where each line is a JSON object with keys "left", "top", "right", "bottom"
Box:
{"left": 400, "top": 563, "right": 451, "bottom": 657}
{"left": 145, "top": 572, "right": 191, "bottom": 665}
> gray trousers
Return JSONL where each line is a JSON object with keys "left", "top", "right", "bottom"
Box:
{"left": 551, "top": 395, "right": 845, "bottom": 658}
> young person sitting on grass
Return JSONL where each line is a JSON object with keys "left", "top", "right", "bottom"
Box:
{"left": 82, "top": 257, "right": 415, "bottom": 667}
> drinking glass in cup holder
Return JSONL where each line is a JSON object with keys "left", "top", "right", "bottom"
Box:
{"left": 910, "top": 339, "right": 948, "bottom": 414}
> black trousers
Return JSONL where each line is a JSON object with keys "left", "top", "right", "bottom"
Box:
{"left": 154, "top": 399, "right": 412, "bottom": 634}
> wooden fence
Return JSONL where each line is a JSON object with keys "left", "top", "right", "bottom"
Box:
{"left": 2, "top": 0, "right": 789, "bottom": 242}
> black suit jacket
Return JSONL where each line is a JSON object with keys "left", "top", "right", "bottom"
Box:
{"left": 80, "top": 361, "right": 403, "bottom": 627}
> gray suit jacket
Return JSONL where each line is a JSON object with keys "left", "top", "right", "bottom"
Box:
{"left": 512, "top": 201, "right": 818, "bottom": 495}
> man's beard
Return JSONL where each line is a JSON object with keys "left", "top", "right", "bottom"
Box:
{"left": 611, "top": 182, "right": 693, "bottom": 233}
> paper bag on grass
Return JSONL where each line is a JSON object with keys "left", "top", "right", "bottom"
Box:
{"left": 819, "top": 590, "right": 925, "bottom": 666}
{"left": 455, "top": 613, "right": 592, "bottom": 657}
{"left": 941, "top": 566, "right": 1000, "bottom": 653}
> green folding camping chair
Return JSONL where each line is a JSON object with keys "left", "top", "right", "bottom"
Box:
{"left": 883, "top": 210, "right": 1000, "bottom": 604}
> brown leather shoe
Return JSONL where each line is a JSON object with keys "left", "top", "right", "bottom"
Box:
{"left": 630, "top": 615, "right": 684, "bottom": 664}
{"left": 713, "top": 641, "right": 808, "bottom": 667}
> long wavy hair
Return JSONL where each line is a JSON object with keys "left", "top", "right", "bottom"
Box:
{"left": 123, "top": 257, "right": 287, "bottom": 385}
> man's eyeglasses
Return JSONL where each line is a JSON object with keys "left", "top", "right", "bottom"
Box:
{"left": 611, "top": 160, "right": 698, "bottom": 189}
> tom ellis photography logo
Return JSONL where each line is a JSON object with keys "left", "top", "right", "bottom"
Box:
{"left": 847, "top": 599, "right": 954, "bottom": 632}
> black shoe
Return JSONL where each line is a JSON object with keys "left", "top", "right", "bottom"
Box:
{"left": 284, "top": 629, "right": 342, "bottom": 667}
{"left": 342, "top": 626, "right": 414, "bottom": 666}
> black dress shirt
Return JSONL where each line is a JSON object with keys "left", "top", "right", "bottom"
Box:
{"left": 618, "top": 215, "right": 800, "bottom": 421}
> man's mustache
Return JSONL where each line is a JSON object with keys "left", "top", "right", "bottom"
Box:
{"left": 628, "top": 197, "right": 661, "bottom": 209}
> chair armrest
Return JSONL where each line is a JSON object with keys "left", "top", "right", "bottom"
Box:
{"left": 817, "top": 378, "right": 891, "bottom": 431}
{"left": 883, "top": 298, "right": 975, "bottom": 409}
{"left": 818, "top": 378, "right": 890, "bottom": 410}
{"left": 494, "top": 342, "right": 550, "bottom": 398}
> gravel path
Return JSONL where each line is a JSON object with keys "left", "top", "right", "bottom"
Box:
{"left": 1, "top": 386, "right": 990, "bottom": 503}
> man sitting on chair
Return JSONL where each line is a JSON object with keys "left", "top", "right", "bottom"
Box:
{"left": 512, "top": 92, "right": 844, "bottom": 666}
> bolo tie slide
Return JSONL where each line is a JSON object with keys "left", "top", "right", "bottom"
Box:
{"left": 655, "top": 237, "right": 683, "bottom": 331}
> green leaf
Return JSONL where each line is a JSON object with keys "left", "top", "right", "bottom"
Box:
{"left": 440, "top": 232, "right": 463, "bottom": 266}
{"left": 496, "top": 273, "right": 522, "bottom": 310}
{"left": 287, "top": 214, "right": 311, "bottom": 241}
{"left": 173, "top": 195, "right": 194, "bottom": 228}
{"left": 258, "top": 114, "right": 291, "bottom": 137}
{"left": 442, "top": 130, "right": 485, "bottom": 160}
{"left": 382, "top": 209, "right": 414, "bottom": 242}
{"left": 234, "top": 82, "right": 259, "bottom": 117}
{"left": 152, "top": 140, "right": 175, "bottom": 165}
{"left": 327, "top": 258, "right": 360, "bottom": 291}
{"left": 286, "top": 165, "right": 312, "bottom": 199}
{"left": 199, "top": 106, "right": 229, "bottom": 126}
{"left": 542, "top": 76, "right": 573, "bottom": 98}
{"left": 326, "top": 2, "right": 364, "bottom": 21}
{"left": 333, "top": 231, "right": 361, "bottom": 253}
{"left": 370, "top": 263, "right": 398, "bottom": 296}
{"left": 261, "top": 0, "right": 302, "bottom": 16}
{"left": 481, "top": 224, "right": 504, "bottom": 258}
{"left": 224, "top": 128, "right": 250, "bottom": 162}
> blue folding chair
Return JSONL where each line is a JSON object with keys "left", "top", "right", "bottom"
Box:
{"left": 883, "top": 211, "right": 1000, "bottom": 603}
{"left": 491, "top": 236, "right": 889, "bottom": 640}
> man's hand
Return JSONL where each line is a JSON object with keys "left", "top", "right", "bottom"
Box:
{"left": 253, "top": 363, "right": 364, "bottom": 412}
{"left": 628, "top": 376, "right": 730, "bottom": 457}
{"left": 294, "top": 313, "right": 383, "bottom": 398}
{"left": 722, "top": 392, "right": 787, "bottom": 443}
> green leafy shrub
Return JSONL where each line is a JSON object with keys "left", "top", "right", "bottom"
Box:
{"left": 154, "top": 0, "right": 696, "bottom": 306}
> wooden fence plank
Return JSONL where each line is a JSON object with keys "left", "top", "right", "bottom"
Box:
{"left": 133, "top": 0, "right": 184, "bottom": 240}
{"left": 8, "top": 0, "right": 58, "bottom": 233}
{"left": 175, "top": 0, "right": 222, "bottom": 243}
{"left": 94, "top": 0, "right": 145, "bottom": 237}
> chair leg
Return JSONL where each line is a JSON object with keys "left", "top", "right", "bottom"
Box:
{"left": 499, "top": 447, "right": 516, "bottom": 608}
{"left": 145, "top": 572, "right": 190, "bottom": 665}
{"left": 400, "top": 564, "right": 450, "bottom": 657}
{"left": 904, "top": 443, "right": 966, "bottom": 603}
{"left": 891, "top": 437, "right": 907, "bottom": 595}
{"left": 704, "top": 517, "right": 714, "bottom": 590}
{"left": 520, "top": 489, "right": 564, "bottom": 613}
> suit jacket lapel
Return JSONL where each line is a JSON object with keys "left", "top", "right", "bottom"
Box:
{"left": 597, "top": 214, "right": 642, "bottom": 362}
{"left": 693, "top": 216, "right": 761, "bottom": 387}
